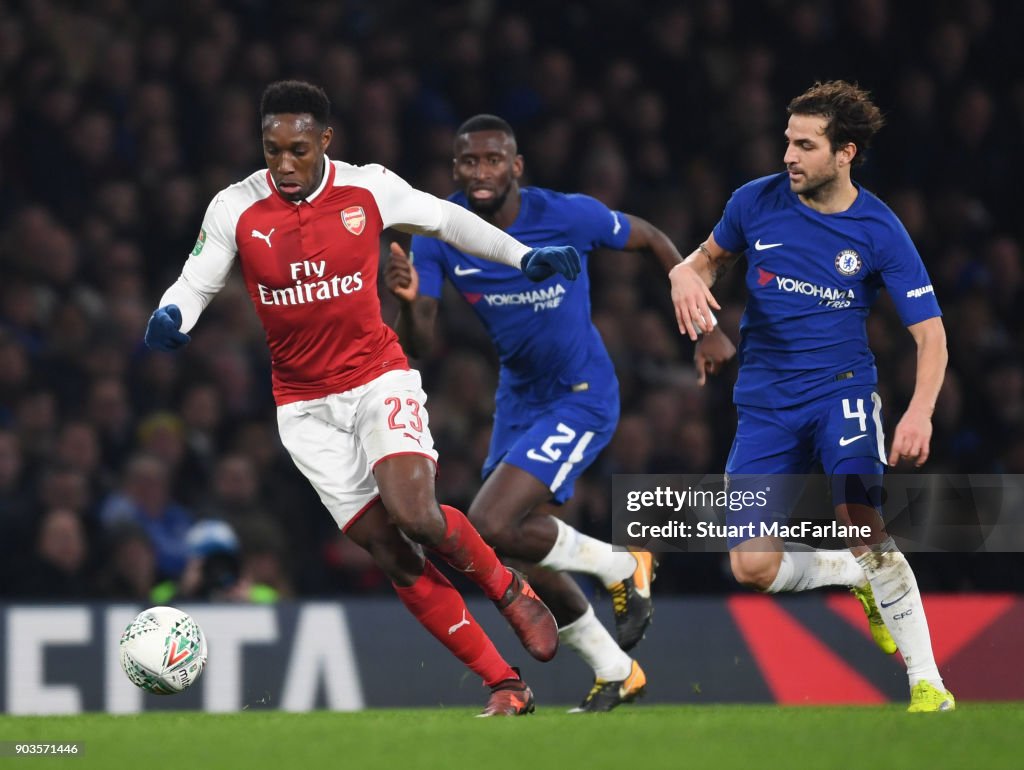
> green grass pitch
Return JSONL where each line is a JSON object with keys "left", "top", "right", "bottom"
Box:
{"left": 2, "top": 704, "right": 1021, "bottom": 770}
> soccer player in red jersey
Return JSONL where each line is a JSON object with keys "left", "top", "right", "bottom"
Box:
{"left": 145, "top": 80, "right": 583, "bottom": 716}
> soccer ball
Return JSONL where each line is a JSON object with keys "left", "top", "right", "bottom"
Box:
{"left": 119, "top": 606, "right": 208, "bottom": 694}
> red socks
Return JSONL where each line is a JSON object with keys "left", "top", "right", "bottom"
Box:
{"left": 393, "top": 561, "right": 517, "bottom": 688}
{"left": 431, "top": 505, "right": 512, "bottom": 602}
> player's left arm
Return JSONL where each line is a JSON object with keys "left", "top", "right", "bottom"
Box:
{"left": 622, "top": 214, "right": 686, "bottom": 275}
{"left": 877, "top": 216, "right": 947, "bottom": 466}
{"left": 623, "top": 215, "right": 736, "bottom": 383}
{"left": 888, "top": 316, "right": 948, "bottom": 467}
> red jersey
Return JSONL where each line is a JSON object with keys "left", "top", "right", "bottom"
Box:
{"left": 164, "top": 159, "right": 447, "bottom": 405}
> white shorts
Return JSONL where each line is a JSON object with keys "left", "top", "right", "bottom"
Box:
{"left": 276, "top": 369, "right": 438, "bottom": 531}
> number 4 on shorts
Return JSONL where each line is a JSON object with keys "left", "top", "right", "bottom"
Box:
{"left": 842, "top": 397, "right": 867, "bottom": 432}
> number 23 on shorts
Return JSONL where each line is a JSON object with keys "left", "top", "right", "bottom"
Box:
{"left": 384, "top": 396, "right": 424, "bottom": 434}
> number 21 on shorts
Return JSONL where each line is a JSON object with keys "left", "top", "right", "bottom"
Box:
{"left": 526, "top": 423, "right": 576, "bottom": 464}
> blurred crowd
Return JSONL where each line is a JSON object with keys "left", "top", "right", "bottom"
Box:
{"left": 1, "top": 0, "right": 1022, "bottom": 601}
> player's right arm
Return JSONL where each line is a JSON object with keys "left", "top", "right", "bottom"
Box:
{"left": 669, "top": 233, "right": 739, "bottom": 341}
{"left": 364, "top": 165, "right": 579, "bottom": 281}
{"left": 384, "top": 242, "right": 439, "bottom": 358}
{"left": 145, "top": 195, "right": 237, "bottom": 351}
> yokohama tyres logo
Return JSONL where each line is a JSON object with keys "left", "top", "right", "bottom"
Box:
{"left": 773, "top": 275, "right": 853, "bottom": 301}
{"left": 476, "top": 283, "right": 567, "bottom": 311}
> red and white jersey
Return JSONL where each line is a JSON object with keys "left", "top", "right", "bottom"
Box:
{"left": 165, "top": 159, "right": 449, "bottom": 405}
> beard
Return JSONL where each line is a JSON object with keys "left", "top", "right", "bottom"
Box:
{"left": 466, "top": 185, "right": 512, "bottom": 215}
{"left": 789, "top": 165, "right": 840, "bottom": 199}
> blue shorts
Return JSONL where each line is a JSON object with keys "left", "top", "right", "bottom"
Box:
{"left": 725, "top": 386, "right": 886, "bottom": 545}
{"left": 484, "top": 389, "right": 618, "bottom": 505}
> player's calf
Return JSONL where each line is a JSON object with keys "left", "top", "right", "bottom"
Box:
{"left": 346, "top": 500, "right": 428, "bottom": 585}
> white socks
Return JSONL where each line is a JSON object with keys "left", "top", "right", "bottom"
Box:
{"left": 538, "top": 520, "right": 636, "bottom": 681}
{"left": 857, "top": 539, "right": 943, "bottom": 689}
{"left": 539, "top": 518, "right": 636, "bottom": 587}
{"left": 558, "top": 605, "right": 633, "bottom": 681}
{"left": 765, "top": 542, "right": 867, "bottom": 594}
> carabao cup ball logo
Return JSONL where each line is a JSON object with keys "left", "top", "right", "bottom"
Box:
{"left": 835, "top": 249, "right": 862, "bottom": 276}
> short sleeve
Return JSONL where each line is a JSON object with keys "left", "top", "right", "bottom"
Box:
{"left": 409, "top": 235, "right": 446, "bottom": 299}
{"left": 877, "top": 219, "right": 942, "bottom": 326}
{"left": 711, "top": 187, "right": 748, "bottom": 254}
{"left": 562, "top": 194, "right": 631, "bottom": 250}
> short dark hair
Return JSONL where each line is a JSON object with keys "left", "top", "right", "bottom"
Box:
{"left": 260, "top": 80, "right": 330, "bottom": 128}
{"left": 455, "top": 114, "right": 516, "bottom": 140}
{"left": 787, "top": 80, "right": 885, "bottom": 166}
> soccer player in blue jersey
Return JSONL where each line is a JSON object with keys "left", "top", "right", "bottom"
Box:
{"left": 671, "top": 81, "right": 953, "bottom": 712}
{"left": 386, "top": 114, "right": 735, "bottom": 711}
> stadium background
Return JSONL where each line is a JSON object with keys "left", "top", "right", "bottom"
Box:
{"left": 0, "top": 0, "right": 1022, "bottom": 618}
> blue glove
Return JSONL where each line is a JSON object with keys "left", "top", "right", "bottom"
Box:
{"left": 145, "top": 305, "right": 191, "bottom": 351}
{"left": 520, "top": 245, "right": 582, "bottom": 282}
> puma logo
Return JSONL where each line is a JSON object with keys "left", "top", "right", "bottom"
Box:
{"left": 251, "top": 228, "right": 275, "bottom": 247}
{"left": 448, "top": 610, "right": 471, "bottom": 635}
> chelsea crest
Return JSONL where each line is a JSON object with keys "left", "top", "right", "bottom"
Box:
{"left": 835, "top": 249, "right": 862, "bottom": 276}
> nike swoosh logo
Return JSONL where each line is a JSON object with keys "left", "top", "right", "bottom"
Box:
{"left": 880, "top": 588, "right": 912, "bottom": 608}
{"left": 453, "top": 265, "right": 482, "bottom": 276}
{"left": 631, "top": 551, "right": 653, "bottom": 597}
{"left": 526, "top": 448, "right": 555, "bottom": 463}
{"left": 753, "top": 239, "right": 783, "bottom": 251}
{"left": 612, "top": 212, "right": 622, "bottom": 235}
{"left": 839, "top": 434, "right": 868, "bottom": 446}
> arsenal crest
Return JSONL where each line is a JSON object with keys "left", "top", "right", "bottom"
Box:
{"left": 341, "top": 206, "right": 366, "bottom": 235}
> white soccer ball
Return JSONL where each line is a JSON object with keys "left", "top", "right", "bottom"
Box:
{"left": 119, "top": 606, "right": 208, "bottom": 695}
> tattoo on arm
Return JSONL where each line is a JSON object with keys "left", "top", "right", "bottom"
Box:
{"left": 711, "top": 256, "right": 732, "bottom": 283}
{"left": 698, "top": 242, "right": 737, "bottom": 285}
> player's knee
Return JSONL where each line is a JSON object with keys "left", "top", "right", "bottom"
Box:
{"left": 392, "top": 508, "right": 444, "bottom": 546}
{"left": 730, "top": 551, "right": 781, "bottom": 591}
{"left": 381, "top": 492, "right": 445, "bottom": 546}
{"left": 467, "top": 507, "right": 512, "bottom": 552}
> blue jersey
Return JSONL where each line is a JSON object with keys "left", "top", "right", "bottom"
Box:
{"left": 713, "top": 173, "right": 941, "bottom": 409}
{"left": 412, "top": 187, "right": 631, "bottom": 404}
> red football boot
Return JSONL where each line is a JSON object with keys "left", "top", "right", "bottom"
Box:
{"left": 494, "top": 568, "right": 558, "bottom": 662}
{"left": 477, "top": 672, "right": 535, "bottom": 717}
